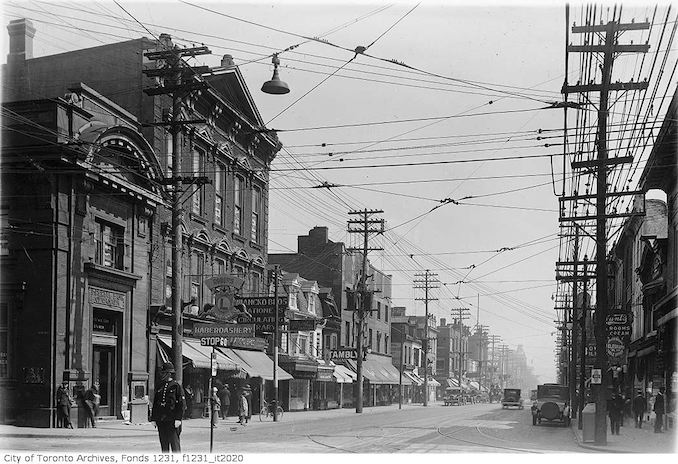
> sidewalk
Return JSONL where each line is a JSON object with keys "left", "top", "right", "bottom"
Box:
{"left": 571, "top": 416, "right": 677, "bottom": 453}
{"left": 0, "top": 401, "right": 427, "bottom": 441}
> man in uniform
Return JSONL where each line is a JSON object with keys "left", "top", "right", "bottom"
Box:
{"left": 150, "top": 362, "right": 186, "bottom": 452}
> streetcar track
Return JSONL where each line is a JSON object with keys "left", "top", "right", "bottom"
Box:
{"left": 436, "top": 426, "right": 543, "bottom": 453}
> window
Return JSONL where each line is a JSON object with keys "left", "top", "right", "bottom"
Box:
{"left": 249, "top": 272, "right": 260, "bottom": 296}
{"left": 95, "top": 220, "right": 124, "bottom": 270}
{"left": 376, "top": 331, "right": 381, "bottom": 353}
{"left": 251, "top": 186, "right": 261, "bottom": 243}
{"left": 308, "top": 294, "right": 316, "bottom": 315}
{"left": 345, "top": 321, "right": 351, "bottom": 347}
{"left": 192, "top": 148, "right": 205, "bottom": 215}
{"left": 234, "top": 176, "right": 243, "bottom": 235}
{"left": 331, "top": 334, "right": 338, "bottom": 350}
{"left": 189, "top": 251, "right": 204, "bottom": 311}
{"left": 377, "top": 301, "right": 381, "bottom": 320}
{"left": 368, "top": 329, "right": 373, "bottom": 349}
{"left": 384, "top": 335, "right": 389, "bottom": 354}
{"left": 289, "top": 291, "right": 298, "bottom": 310}
{"left": 214, "top": 164, "right": 224, "bottom": 225}
{"left": 385, "top": 305, "right": 389, "bottom": 322}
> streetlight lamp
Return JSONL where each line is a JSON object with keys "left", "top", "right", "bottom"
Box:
{"left": 261, "top": 54, "right": 290, "bottom": 95}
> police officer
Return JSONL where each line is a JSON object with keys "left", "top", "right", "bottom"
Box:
{"left": 150, "top": 362, "right": 186, "bottom": 453}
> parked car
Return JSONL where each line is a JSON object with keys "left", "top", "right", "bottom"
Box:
{"left": 502, "top": 388, "right": 524, "bottom": 409}
{"left": 531, "top": 383, "right": 571, "bottom": 426}
{"left": 444, "top": 388, "right": 463, "bottom": 406}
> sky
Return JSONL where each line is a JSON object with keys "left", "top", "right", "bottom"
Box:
{"left": 2, "top": 0, "right": 675, "bottom": 384}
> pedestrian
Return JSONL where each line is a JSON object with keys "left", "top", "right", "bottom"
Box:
{"left": 183, "top": 385, "right": 193, "bottom": 419}
{"left": 150, "top": 362, "right": 186, "bottom": 453}
{"left": 654, "top": 387, "right": 665, "bottom": 433}
{"left": 210, "top": 386, "right": 220, "bottom": 427}
{"left": 237, "top": 391, "right": 249, "bottom": 426}
{"left": 607, "top": 393, "right": 621, "bottom": 435}
{"left": 56, "top": 380, "right": 74, "bottom": 429}
{"left": 615, "top": 393, "right": 626, "bottom": 427}
{"left": 83, "top": 380, "right": 100, "bottom": 428}
{"left": 632, "top": 390, "right": 647, "bottom": 428}
{"left": 219, "top": 384, "right": 230, "bottom": 419}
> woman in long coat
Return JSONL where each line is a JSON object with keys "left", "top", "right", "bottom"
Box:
{"left": 237, "top": 392, "right": 249, "bottom": 425}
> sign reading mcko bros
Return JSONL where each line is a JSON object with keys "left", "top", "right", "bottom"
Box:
{"left": 234, "top": 296, "right": 288, "bottom": 336}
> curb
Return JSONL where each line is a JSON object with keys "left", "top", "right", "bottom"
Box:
{"left": 570, "top": 422, "right": 638, "bottom": 454}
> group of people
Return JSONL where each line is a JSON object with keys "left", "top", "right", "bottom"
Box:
{"left": 607, "top": 387, "right": 667, "bottom": 435}
{"left": 150, "top": 362, "right": 253, "bottom": 453}
{"left": 55, "top": 380, "right": 100, "bottom": 429}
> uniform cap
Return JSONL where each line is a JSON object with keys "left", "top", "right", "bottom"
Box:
{"left": 160, "top": 362, "right": 175, "bottom": 373}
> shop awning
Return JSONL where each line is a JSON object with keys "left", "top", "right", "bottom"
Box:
{"left": 157, "top": 335, "right": 239, "bottom": 370}
{"left": 425, "top": 378, "right": 441, "bottom": 387}
{"left": 403, "top": 371, "right": 421, "bottom": 386}
{"left": 333, "top": 364, "right": 356, "bottom": 383}
{"left": 222, "top": 348, "right": 293, "bottom": 381}
{"left": 345, "top": 355, "right": 402, "bottom": 385}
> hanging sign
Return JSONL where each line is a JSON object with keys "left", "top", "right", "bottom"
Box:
{"left": 591, "top": 368, "right": 602, "bottom": 384}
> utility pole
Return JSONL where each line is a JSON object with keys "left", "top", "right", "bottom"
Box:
{"left": 143, "top": 34, "right": 211, "bottom": 386}
{"left": 452, "top": 308, "right": 470, "bottom": 397}
{"left": 499, "top": 344, "right": 509, "bottom": 389}
{"left": 273, "top": 264, "right": 281, "bottom": 421}
{"left": 414, "top": 270, "right": 438, "bottom": 406}
{"left": 569, "top": 228, "right": 579, "bottom": 419}
{"left": 347, "top": 209, "right": 384, "bottom": 413}
{"left": 475, "top": 324, "right": 488, "bottom": 391}
{"left": 579, "top": 255, "right": 589, "bottom": 430}
{"left": 562, "top": 18, "right": 649, "bottom": 446}
{"left": 488, "top": 335, "right": 501, "bottom": 388}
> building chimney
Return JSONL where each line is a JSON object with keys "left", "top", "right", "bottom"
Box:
{"left": 221, "top": 54, "right": 235, "bottom": 68}
{"left": 7, "top": 19, "right": 36, "bottom": 61}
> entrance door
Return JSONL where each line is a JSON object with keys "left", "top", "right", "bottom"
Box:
{"left": 93, "top": 345, "right": 115, "bottom": 417}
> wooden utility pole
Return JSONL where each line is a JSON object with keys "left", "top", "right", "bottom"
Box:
{"left": 143, "top": 34, "right": 211, "bottom": 386}
{"left": 488, "top": 334, "right": 501, "bottom": 388}
{"left": 414, "top": 270, "right": 438, "bottom": 406}
{"left": 453, "top": 308, "right": 470, "bottom": 396}
{"left": 579, "top": 255, "right": 589, "bottom": 430}
{"left": 570, "top": 228, "right": 579, "bottom": 418}
{"left": 347, "top": 209, "right": 384, "bottom": 413}
{"left": 562, "top": 18, "right": 649, "bottom": 445}
{"left": 475, "top": 324, "right": 488, "bottom": 390}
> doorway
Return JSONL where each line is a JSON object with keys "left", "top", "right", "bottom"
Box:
{"left": 93, "top": 345, "right": 115, "bottom": 417}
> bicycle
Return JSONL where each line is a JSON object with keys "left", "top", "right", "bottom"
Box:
{"left": 259, "top": 399, "right": 283, "bottom": 421}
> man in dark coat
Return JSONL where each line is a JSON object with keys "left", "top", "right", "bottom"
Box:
{"left": 607, "top": 393, "right": 621, "bottom": 435}
{"left": 654, "top": 388, "right": 665, "bottom": 433}
{"left": 151, "top": 362, "right": 186, "bottom": 453}
{"left": 56, "top": 381, "right": 73, "bottom": 429}
{"left": 219, "top": 385, "right": 231, "bottom": 419}
{"left": 632, "top": 390, "right": 647, "bottom": 428}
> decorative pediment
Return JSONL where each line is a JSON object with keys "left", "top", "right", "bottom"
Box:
{"left": 235, "top": 157, "right": 252, "bottom": 171}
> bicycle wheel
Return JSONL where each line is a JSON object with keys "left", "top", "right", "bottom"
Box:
{"left": 275, "top": 406, "right": 283, "bottom": 420}
{"left": 259, "top": 406, "right": 267, "bottom": 421}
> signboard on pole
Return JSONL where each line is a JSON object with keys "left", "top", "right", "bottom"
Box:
{"left": 591, "top": 368, "right": 602, "bottom": 384}
{"left": 289, "top": 318, "right": 320, "bottom": 332}
{"left": 606, "top": 336, "right": 625, "bottom": 358}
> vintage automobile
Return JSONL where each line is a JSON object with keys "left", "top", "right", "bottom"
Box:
{"left": 531, "top": 383, "right": 571, "bottom": 426}
{"left": 501, "top": 388, "right": 524, "bottom": 409}
{"left": 443, "top": 387, "right": 463, "bottom": 406}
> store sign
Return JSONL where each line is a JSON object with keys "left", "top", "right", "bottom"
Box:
{"left": 205, "top": 275, "right": 244, "bottom": 291}
{"left": 329, "top": 349, "right": 358, "bottom": 360}
{"left": 194, "top": 324, "right": 255, "bottom": 338}
{"left": 234, "top": 296, "right": 288, "bottom": 336}
{"left": 89, "top": 287, "right": 125, "bottom": 310}
{"left": 606, "top": 336, "right": 625, "bottom": 357}
{"left": 317, "top": 369, "right": 334, "bottom": 382}
{"left": 591, "top": 368, "right": 602, "bottom": 384}
{"left": 606, "top": 312, "right": 632, "bottom": 341}
{"left": 289, "top": 319, "right": 319, "bottom": 332}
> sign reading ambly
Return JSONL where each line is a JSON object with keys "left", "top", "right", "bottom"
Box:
{"left": 194, "top": 324, "right": 255, "bottom": 338}
{"left": 329, "top": 349, "right": 358, "bottom": 360}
